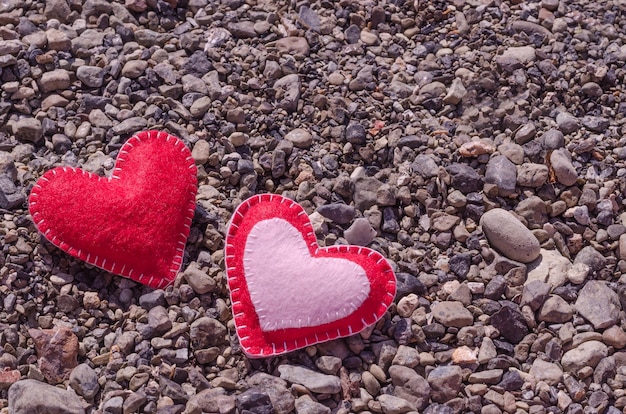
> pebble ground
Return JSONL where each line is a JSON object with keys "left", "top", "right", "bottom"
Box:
{"left": 2, "top": 0, "right": 626, "bottom": 413}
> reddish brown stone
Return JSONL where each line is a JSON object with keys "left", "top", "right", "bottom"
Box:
{"left": 0, "top": 369, "right": 21, "bottom": 389}
{"left": 29, "top": 327, "right": 79, "bottom": 384}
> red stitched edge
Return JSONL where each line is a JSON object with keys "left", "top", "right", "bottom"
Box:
{"left": 225, "top": 194, "right": 397, "bottom": 357}
{"left": 28, "top": 130, "right": 198, "bottom": 289}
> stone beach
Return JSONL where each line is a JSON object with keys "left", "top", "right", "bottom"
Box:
{"left": 1, "top": 0, "right": 626, "bottom": 413}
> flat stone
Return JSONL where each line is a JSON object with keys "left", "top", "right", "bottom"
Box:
{"left": 13, "top": 118, "right": 42, "bottom": 143}
{"left": 538, "top": 295, "right": 573, "bottom": 323}
{"left": 431, "top": 301, "right": 473, "bottom": 328}
{"left": 378, "top": 394, "right": 416, "bottom": 414}
{"left": 561, "top": 341, "right": 608, "bottom": 372}
{"left": 517, "top": 163, "right": 549, "bottom": 187}
{"left": 344, "top": 218, "right": 377, "bottom": 246}
{"left": 575, "top": 281, "right": 621, "bottom": 329}
{"left": 8, "top": 379, "right": 86, "bottom": 414}
{"left": 427, "top": 365, "right": 463, "bottom": 403}
{"left": 76, "top": 66, "right": 105, "bottom": 88}
{"left": 278, "top": 365, "right": 341, "bottom": 394}
{"left": 317, "top": 203, "right": 355, "bottom": 224}
{"left": 276, "top": 37, "right": 310, "bottom": 56}
{"left": 69, "top": 363, "right": 99, "bottom": 399}
{"left": 295, "top": 395, "right": 330, "bottom": 414}
{"left": 285, "top": 128, "right": 313, "bottom": 149}
{"left": 480, "top": 208, "right": 541, "bottom": 263}
{"left": 485, "top": 155, "right": 517, "bottom": 196}
{"left": 39, "top": 69, "right": 71, "bottom": 93}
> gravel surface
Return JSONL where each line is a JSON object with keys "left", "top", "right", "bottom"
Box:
{"left": 2, "top": 0, "right": 626, "bottom": 413}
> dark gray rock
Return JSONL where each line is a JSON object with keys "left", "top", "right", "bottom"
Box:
{"left": 490, "top": 305, "right": 529, "bottom": 343}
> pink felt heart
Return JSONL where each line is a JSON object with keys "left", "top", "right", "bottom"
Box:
{"left": 28, "top": 130, "right": 197, "bottom": 289}
{"left": 225, "top": 194, "right": 396, "bottom": 357}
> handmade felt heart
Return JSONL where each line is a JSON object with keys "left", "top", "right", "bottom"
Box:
{"left": 29, "top": 130, "right": 197, "bottom": 289}
{"left": 225, "top": 194, "right": 397, "bottom": 357}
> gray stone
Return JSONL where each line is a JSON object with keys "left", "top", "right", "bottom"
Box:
{"left": 111, "top": 117, "right": 148, "bottom": 135}
{"left": 246, "top": 373, "right": 295, "bottom": 414}
{"left": 147, "top": 306, "right": 172, "bottom": 337}
{"left": 8, "top": 379, "right": 86, "bottom": 414}
{"left": 561, "top": 341, "right": 608, "bottom": 372}
{"left": 278, "top": 365, "right": 341, "bottom": 394}
{"left": 427, "top": 365, "right": 463, "bottom": 403}
{"left": 431, "top": 301, "right": 473, "bottom": 328}
{"left": 480, "top": 208, "right": 541, "bottom": 263}
{"left": 514, "top": 123, "right": 537, "bottom": 144}
{"left": 378, "top": 394, "right": 416, "bottom": 414}
{"left": 190, "top": 317, "right": 227, "bottom": 348}
{"left": 346, "top": 123, "right": 367, "bottom": 145}
{"left": 285, "top": 128, "right": 313, "bottom": 149}
{"left": 183, "top": 263, "right": 216, "bottom": 295}
{"left": 485, "top": 155, "right": 517, "bottom": 196}
{"left": 447, "top": 163, "right": 484, "bottom": 194}
{"left": 573, "top": 246, "right": 606, "bottom": 272}
{"left": 529, "top": 359, "right": 562, "bottom": 385}
{"left": 389, "top": 365, "right": 430, "bottom": 409}
{"left": 411, "top": 154, "right": 440, "bottom": 178}
{"left": 76, "top": 66, "right": 105, "bottom": 88}
{"left": 317, "top": 203, "right": 355, "bottom": 224}
{"left": 274, "top": 74, "right": 300, "bottom": 113}
{"left": 353, "top": 176, "right": 383, "bottom": 211}
{"left": 69, "top": 363, "right": 99, "bottom": 399}
{"left": 542, "top": 128, "right": 565, "bottom": 149}
{"left": 443, "top": 77, "right": 467, "bottom": 105}
{"left": 13, "top": 118, "right": 43, "bottom": 143}
{"left": 40, "top": 69, "right": 71, "bottom": 93}
{"left": 575, "top": 281, "right": 621, "bottom": 329}
{"left": 556, "top": 112, "right": 580, "bottom": 134}
{"left": 44, "top": 0, "right": 71, "bottom": 22}
{"left": 295, "top": 395, "right": 330, "bottom": 414}
{"left": 538, "top": 295, "right": 573, "bottom": 323}
{"left": 102, "top": 396, "right": 123, "bottom": 413}
{"left": 520, "top": 280, "right": 551, "bottom": 311}
{"left": 516, "top": 163, "right": 549, "bottom": 187}
{"left": 276, "top": 37, "right": 310, "bottom": 56}
{"left": 344, "top": 218, "right": 377, "bottom": 246}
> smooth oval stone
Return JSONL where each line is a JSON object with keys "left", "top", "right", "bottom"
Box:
{"left": 480, "top": 208, "right": 541, "bottom": 263}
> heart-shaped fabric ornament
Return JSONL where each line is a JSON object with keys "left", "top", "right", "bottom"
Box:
{"left": 225, "top": 194, "right": 396, "bottom": 357}
{"left": 29, "top": 130, "right": 197, "bottom": 289}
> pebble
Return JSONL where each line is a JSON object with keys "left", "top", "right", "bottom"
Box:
{"left": 480, "top": 208, "right": 541, "bottom": 263}
{"left": 538, "top": 295, "right": 574, "bottom": 323}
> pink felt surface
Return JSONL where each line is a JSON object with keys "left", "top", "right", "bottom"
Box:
{"left": 225, "top": 194, "right": 397, "bottom": 357}
{"left": 245, "top": 218, "right": 370, "bottom": 331}
{"left": 29, "top": 130, "right": 197, "bottom": 289}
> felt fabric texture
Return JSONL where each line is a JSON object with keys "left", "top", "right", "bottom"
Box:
{"left": 29, "top": 130, "right": 197, "bottom": 289}
{"left": 225, "top": 194, "right": 397, "bottom": 357}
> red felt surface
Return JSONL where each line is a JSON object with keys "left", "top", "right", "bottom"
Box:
{"left": 29, "top": 130, "right": 197, "bottom": 289}
{"left": 225, "top": 194, "right": 397, "bottom": 357}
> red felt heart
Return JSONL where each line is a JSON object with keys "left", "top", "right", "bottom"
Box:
{"left": 29, "top": 130, "right": 197, "bottom": 289}
{"left": 225, "top": 194, "right": 396, "bottom": 357}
